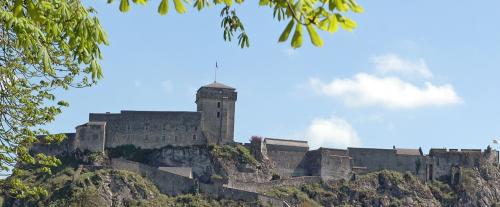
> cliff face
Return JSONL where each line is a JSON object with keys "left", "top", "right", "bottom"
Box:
{"left": 453, "top": 160, "right": 500, "bottom": 206}
{"left": 265, "top": 160, "right": 500, "bottom": 207}
{"left": 2, "top": 166, "right": 248, "bottom": 207}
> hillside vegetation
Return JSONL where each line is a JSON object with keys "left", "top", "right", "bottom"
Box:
{"left": 3, "top": 149, "right": 500, "bottom": 207}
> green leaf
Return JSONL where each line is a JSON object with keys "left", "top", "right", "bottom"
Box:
{"left": 306, "top": 25, "right": 323, "bottom": 47}
{"left": 278, "top": 20, "right": 294, "bottom": 42}
{"left": 119, "top": 0, "right": 130, "bottom": 12}
{"left": 291, "top": 24, "right": 303, "bottom": 48}
{"left": 173, "top": 0, "right": 187, "bottom": 13}
{"left": 158, "top": 0, "right": 169, "bottom": 15}
{"left": 132, "top": 0, "right": 148, "bottom": 5}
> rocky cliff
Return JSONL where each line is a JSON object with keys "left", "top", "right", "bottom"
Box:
{"left": 3, "top": 147, "right": 500, "bottom": 207}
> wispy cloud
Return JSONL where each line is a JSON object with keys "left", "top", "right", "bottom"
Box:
{"left": 372, "top": 54, "right": 433, "bottom": 79}
{"left": 306, "top": 116, "right": 361, "bottom": 149}
{"left": 309, "top": 74, "right": 462, "bottom": 109}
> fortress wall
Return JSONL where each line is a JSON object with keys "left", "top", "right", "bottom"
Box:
{"left": 74, "top": 122, "right": 106, "bottom": 153}
{"left": 321, "top": 155, "right": 352, "bottom": 180}
{"left": 148, "top": 146, "right": 214, "bottom": 182}
{"left": 110, "top": 159, "right": 195, "bottom": 196}
{"left": 90, "top": 111, "right": 206, "bottom": 149}
{"left": 30, "top": 133, "right": 76, "bottom": 156}
{"left": 348, "top": 148, "right": 397, "bottom": 171}
{"left": 158, "top": 167, "right": 193, "bottom": 178}
{"left": 265, "top": 144, "right": 309, "bottom": 177}
{"left": 348, "top": 148, "right": 424, "bottom": 176}
{"left": 226, "top": 176, "right": 323, "bottom": 193}
{"left": 199, "top": 183, "right": 259, "bottom": 203}
{"left": 429, "top": 150, "right": 482, "bottom": 180}
{"left": 304, "top": 150, "right": 322, "bottom": 176}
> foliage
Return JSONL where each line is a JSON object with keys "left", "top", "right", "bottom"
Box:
{"left": 210, "top": 144, "right": 258, "bottom": 166}
{"left": 0, "top": 0, "right": 108, "bottom": 200}
{"left": 428, "top": 180, "right": 457, "bottom": 205}
{"left": 250, "top": 135, "right": 262, "bottom": 143}
{"left": 3, "top": 162, "right": 251, "bottom": 207}
{"left": 108, "top": 0, "right": 363, "bottom": 48}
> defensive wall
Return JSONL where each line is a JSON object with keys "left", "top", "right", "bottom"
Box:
{"left": 110, "top": 158, "right": 195, "bottom": 196}
{"left": 31, "top": 133, "right": 77, "bottom": 156}
{"left": 110, "top": 158, "right": 284, "bottom": 206}
{"left": 90, "top": 111, "right": 206, "bottom": 149}
{"left": 263, "top": 138, "right": 310, "bottom": 178}
{"left": 348, "top": 147, "right": 425, "bottom": 179}
{"left": 226, "top": 176, "right": 323, "bottom": 193}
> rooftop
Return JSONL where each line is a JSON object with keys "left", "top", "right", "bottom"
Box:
{"left": 395, "top": 148, "right": 422, "bottom": 156}
{"left": 201, "top": 82, "right": 235, "bottom": 90}
{"left": 264, "top": 138, "right": 309, "bottom": 148}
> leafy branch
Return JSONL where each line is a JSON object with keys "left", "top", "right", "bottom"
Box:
{"left": 110, "top": 0, "right": 364, "bottom": 48}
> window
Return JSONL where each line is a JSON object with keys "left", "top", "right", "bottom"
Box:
{"left": 174, "top": 136, "right": 177, "bottom": 141}
{"left": 217, "top": 112, "right": 220, "bottom": 117}
{"left": 193, "top": 135, "right": 196, "bottom": 140}
{"left": 162, "top": 135, "right": 166, "bottom": 141}
{"left": 217, "top": 102, "right": 221, "bottom": 108}
{"left": 194, "top": 126, "right": 198, "bottom": 131}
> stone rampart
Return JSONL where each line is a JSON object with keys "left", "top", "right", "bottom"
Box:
{"left": 227, "top": 176, "right": 323, "bottom": 193}
{"left": 428, "top": 149, "right": 483, "bottom": 180}
{"left": 74, "top": 122, "right": 106, "bottom": 153}
{"left": 110, "top": 158, "right": 195, "bottom": 195}
{"left": 348, "top": 147, "right": 425, "bottom": 179}
{"left": 90, "top": 111, "right": 206, "bottom": 149}
{"left": 265, "top": 139, "right": 309, "bottom": 178}
{"left": 30, "top": 133, "right": 76, "bottom": 156}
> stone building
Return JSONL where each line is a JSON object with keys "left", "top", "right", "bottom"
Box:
{"left": 34, "top": 82, "right": 237, "bottom": 153}
{"left": 32, "top": 81, "right": 500, "bottom": 186}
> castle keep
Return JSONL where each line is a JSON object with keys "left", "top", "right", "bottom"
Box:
{"left": 57, "top": 82, "right": 237, "bottom": 152}
{"left": 33, "top": 82, "right": 499, "bottom": 203}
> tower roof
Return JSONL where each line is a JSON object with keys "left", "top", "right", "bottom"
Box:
{"left": 201, "top": 82, "right": 235, "bottom": 90}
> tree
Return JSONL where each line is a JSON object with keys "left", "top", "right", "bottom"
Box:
{"left": 109, "top": 0, "right": 364, "bottom": 48}
{"left": 0, "top": 0, "right": 108, "bottom": 200}
{"left": 0, "top": 0, "right": 362, "bottom": 201}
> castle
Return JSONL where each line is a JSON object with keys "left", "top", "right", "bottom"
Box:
{"left": 32, "top": 82, "right": 499, "bottom": 203}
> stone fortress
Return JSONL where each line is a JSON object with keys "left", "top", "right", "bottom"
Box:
{"left": 33, "top": 82, "right": 500, "bottom": 205}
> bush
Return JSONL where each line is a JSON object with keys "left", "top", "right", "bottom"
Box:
{"left": 209, "top": 144, "right": 258, "bottom": 166}
{"left": 250, "top": 136, "right": 262, "bottom": 143}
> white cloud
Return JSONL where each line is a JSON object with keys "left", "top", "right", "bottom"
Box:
{"left": 306, "top": 116, "right": 361, "bottom": 149}
{"left": 160, "top": 80, "right": 174, "bottom": 94}
{"left": 309, "top": 73, "right": 462, "bottom": 109}
{"left": 372, "top": 54, "right": 433, "bottom": 79}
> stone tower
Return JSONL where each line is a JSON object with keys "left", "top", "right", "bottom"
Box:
{"left": 196, "top": 82, "right": 237, "bottom": 145}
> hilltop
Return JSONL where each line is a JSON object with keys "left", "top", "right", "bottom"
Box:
{"left": 3, "top": 144, "right": 500, "bottom": 207}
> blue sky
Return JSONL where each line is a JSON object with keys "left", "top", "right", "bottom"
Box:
{"left": 47, "top": 0, "right": 500, "bottom": 152}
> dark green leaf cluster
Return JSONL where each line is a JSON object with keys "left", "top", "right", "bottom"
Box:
{"left": 0, "top": 0, "right": 108, "bottom": 200}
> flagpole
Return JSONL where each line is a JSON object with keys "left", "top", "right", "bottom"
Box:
{"left": 215, "top": 62, "right": 218, "bottom": 83}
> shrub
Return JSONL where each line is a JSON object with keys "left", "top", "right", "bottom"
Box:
{"left": 210, "top": 144, "right": 258, "bottom": 166}
{"left": 250, "top": 136, "right": 262, "bottom": 143}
